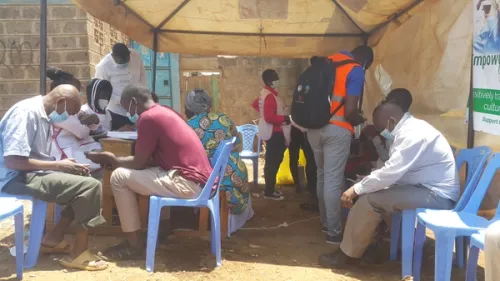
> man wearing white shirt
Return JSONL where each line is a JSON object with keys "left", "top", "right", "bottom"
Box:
{"left": 94, "top": 43, "right": 147, "bottom": 131}
{"left": 364, "top": 88, "right": 413, "bottom": 168}
{"left": 319, "top": 101, "right": 460, "bottom": 268}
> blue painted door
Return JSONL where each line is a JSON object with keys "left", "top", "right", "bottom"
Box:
{"left": 130, "top": 41, "right": 180, "bottom": 112}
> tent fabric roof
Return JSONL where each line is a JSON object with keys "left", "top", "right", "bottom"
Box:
{"left": 72, "top": 0, "right": 422, "bottom": 57}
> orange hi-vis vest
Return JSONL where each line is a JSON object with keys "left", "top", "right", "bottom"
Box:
{"left": 327, "top": 53, "right": 360, "bottom": 134}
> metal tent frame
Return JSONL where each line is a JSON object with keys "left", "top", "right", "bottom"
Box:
{"left": 37, "top": 0, "right": 474, "bottom": 147}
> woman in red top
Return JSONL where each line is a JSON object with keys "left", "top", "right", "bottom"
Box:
{"left": 252, "top": 69, "right": 291, "bottom": 200}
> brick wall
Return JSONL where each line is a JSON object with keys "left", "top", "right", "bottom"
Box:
{"left": 0, "top": 3, "right": 305, "bottom": 123}
{"left": 218, "top": 57, "right": 308, "bottom": 125}
{"left": 0, "top": 4, "right": 89, "bottom": 115}
{"left": 86, "top": 14, "right": 129, "bottom": 77}
{"left": 0, "top": 4, "right": 128, "bottom": 117}
{"left": 180, "top": 56, "right": 308, "bottom": 125}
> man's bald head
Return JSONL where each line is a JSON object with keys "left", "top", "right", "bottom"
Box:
{"left": 373, "top": 101, "right": 405, "bottom": 133}
{"left": 45, "top": 84, "right": 82, "bottom": 116}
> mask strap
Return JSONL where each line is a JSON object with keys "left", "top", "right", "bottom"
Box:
{"left": 128, "top": 98, "right": 136, "bottom": 115}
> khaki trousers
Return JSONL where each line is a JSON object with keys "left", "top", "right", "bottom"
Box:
{"left": 485, "top": 220, "right": 500, "bottom": 281}
{"left": 340, "top": 184, "right": 454, "bottom": 258}
{"left": 110, "top": 167, "right": 201, "bottom": 233}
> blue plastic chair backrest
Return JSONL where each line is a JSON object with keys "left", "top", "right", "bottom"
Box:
{"left": 462, "top": 152, "right": 500, "bottom": 214}
{"left": 236, "top": 124, "right": 260, "bottom": 154}
{"left": 211, "top": 137, "right": 236, "bottom": 167}
{"left": 453, "top": 146, "right": 491, "bottom": 211}
{"left": 197, "top": 141, "right": 234, "bottom": 201}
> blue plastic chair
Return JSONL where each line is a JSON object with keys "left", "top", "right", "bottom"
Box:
{"left": 0, "top": 198, "right": 24, "bottom": 280}
{"left": 465, "top": 209, "right": 500, "bottom": 281}
{"left": 237, "top": 125, "right": 260, "bottom": 185}
{"left": 466, "top": 230, "right": 486, "bottom": 281}
{"left": 0, "top": 193, "right": 48, "bottom": 269}
{"left": 412, "top": 152, "right": 500, "bottom": 281}
{"left": 145, "top": 140, "right": 234, "bottom": 272}
{"left": 390, "top": 146, "right": 491, "bottom": 277}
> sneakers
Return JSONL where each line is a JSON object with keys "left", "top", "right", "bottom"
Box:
{"left": 264, "top": 191, "right": 284, "bottom": 201}
{"left": 322, "top": 227, "right": 328, "bottom": 234}
{"left": 326, "top": 234, "right": 343, "bottom": 245}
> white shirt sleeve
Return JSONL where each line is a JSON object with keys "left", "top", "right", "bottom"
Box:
{"left": 54, "top": 115, "right": 90, "bottom": 140}
{"left": 94, "top": 63, "right": 108, "bottom": 80}
{"left": 139, "top": 57, "right": 147, "bottom": 87}
{"left": 372, "top": 136, "right": 390, "bottom": 162}
{"left": 354, "top": 135, "right": 428, "bottom": 195}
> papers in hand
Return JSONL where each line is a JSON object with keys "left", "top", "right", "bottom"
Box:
{"left": 107, "top": 131, "right": 138, "bottom": 140}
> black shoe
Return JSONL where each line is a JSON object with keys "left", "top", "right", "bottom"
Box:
{"left": 326, "top": 234, "right": 343, "bottom": 245}
{"left": 322, "top": 227, "right": 328, "bottom": 234}
{"left": 360, "top": 243, "right": 386, "bottom": 265}
{"left": 318, "top": 250, "right": 359, "bottom": 268}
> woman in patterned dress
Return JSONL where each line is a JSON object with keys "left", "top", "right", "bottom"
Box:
{"left": 184, "top": 89, "right": 252, "bottom": 222}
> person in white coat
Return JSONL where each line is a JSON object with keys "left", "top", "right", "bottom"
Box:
{"left": 94, "top": 43, "right": 146, "bottom": 131}
{"left": 50, "top": 76, "right": 112, "bottom": 178}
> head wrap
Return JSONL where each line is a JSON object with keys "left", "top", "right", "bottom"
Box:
{"left": 185, "top": 89, "right": 212, "bottom": 115}
{"left": 90, "top": 79, "right": 103, "bottom": 112}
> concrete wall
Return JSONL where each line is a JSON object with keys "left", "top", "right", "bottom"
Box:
{"left": 180, "top": 55, "right": 308, "bottom": 125}
{"left": 0, "top": 4, "right": 89, "bottom": 116}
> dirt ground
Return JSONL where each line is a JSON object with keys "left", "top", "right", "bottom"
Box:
{"left": 0, "top": 159, "right": 486, "bottom": 281}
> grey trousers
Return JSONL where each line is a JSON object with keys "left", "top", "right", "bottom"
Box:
{"left": 485, "top": 220, "right": 500, "bottom": 281}
{"left": 307, "top": 124, "right": 352, "bottom": 236}
{"left": 340, "top": 184, "right": 454, "bottom": 258}
{"left": 3, "top": 172, "right": 106, "bottom": 229}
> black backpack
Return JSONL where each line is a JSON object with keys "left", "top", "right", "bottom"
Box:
{"left": 291, "top": 59, "right": 356, "bottom": 129}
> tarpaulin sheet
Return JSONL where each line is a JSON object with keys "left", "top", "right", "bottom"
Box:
{"left": 72, "top": 0, "right": 422, "bottom": 57}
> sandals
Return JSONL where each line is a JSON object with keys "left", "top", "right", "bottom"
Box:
{"left": 40, "top": 240, "right": 72, "bottom": 254}
{"left": 59, "top": 250, "right": 108, "bottom": 271}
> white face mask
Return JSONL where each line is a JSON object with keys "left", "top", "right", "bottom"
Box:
{"left": 97, "top": 99, "right": 109, "bottom": 110}
{"left": 271, "top": 80, "right": 280, "bottom": 89}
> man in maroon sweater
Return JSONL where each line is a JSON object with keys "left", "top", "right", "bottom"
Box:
{"left": 252, "top": 69, "right": 291, "bottom": 200}
{"left": 87, "top": 84, "right": 212, "bottom": 259}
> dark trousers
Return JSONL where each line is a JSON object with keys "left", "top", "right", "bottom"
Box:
{"left": 109, "top": 110, "right": 134, "bottom": 131}
{"left": 289, "top": 126, "right": 317, "bottom": 196}
{"left": 264, "top": 132, "right": 287, "bottom": 196}
{"left": 3, "top": 172, "right": 105, "bottom": 229}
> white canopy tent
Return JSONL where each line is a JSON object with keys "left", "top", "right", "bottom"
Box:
{"left": 66, "top": 0, "right": 499, "bottom": 209}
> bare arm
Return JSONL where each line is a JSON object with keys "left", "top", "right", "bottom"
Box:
{"left": 5, "top": 156, "right": 90, "bottom": 175}
{"left": 116, "top": 155, "right": 149, "bottom": 170}
{"left": 55, "top": 115, "right": 90, "bottom": 140}
{"left": 4, "top": 156, "right": 59, "bottom": 171}
{"left": 344, "top": 95, "right": 359, "bottom": 117}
